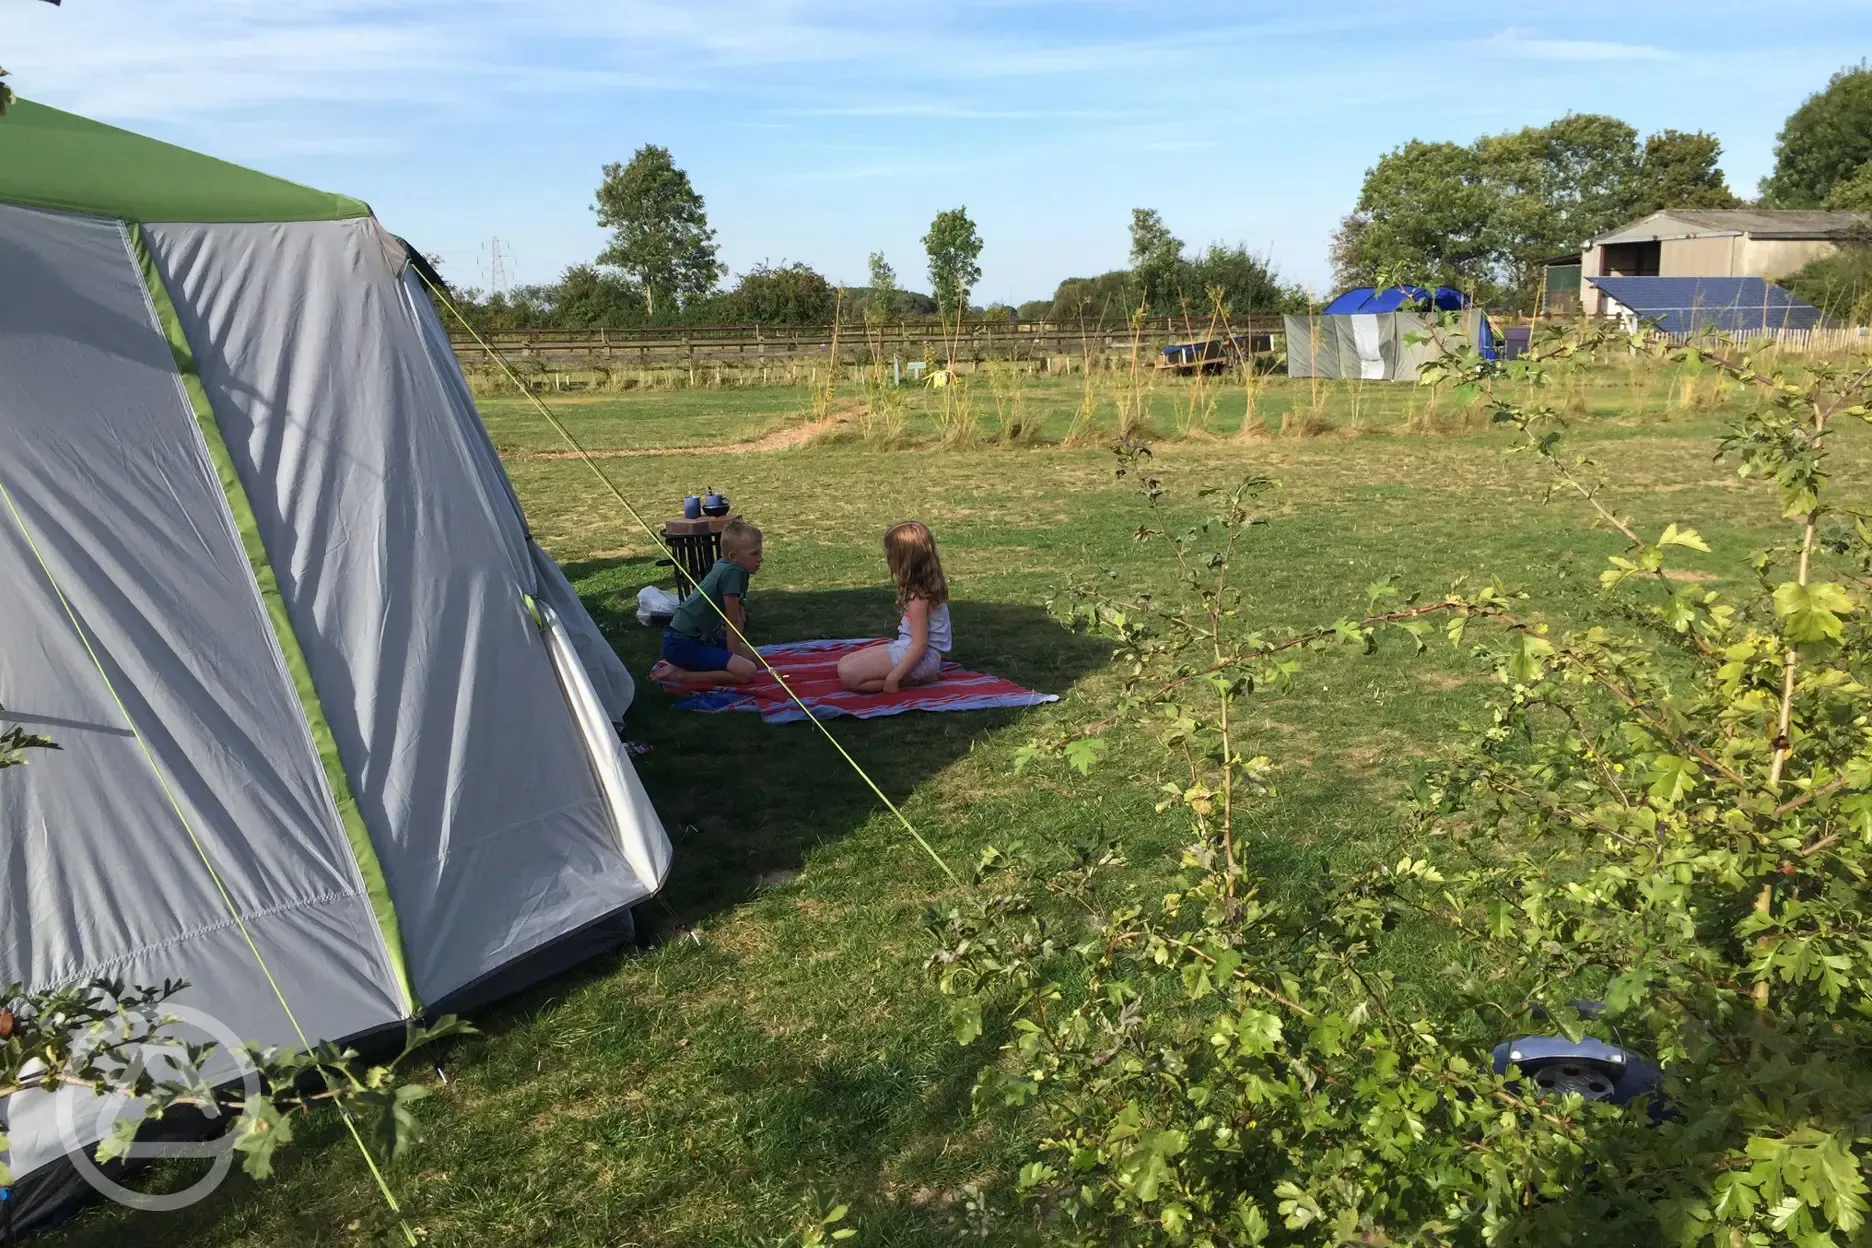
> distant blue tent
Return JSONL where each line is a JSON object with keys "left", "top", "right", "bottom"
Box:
{"left": 1321, "top": 285, "right": 1471, "bottom": 315}
{"left": 1586, "top": 277, "right": 1825, "bottom": 335}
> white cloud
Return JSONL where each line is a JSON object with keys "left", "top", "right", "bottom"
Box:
{"left": 1478, "top": 28, "right": 1670, "bottom": 62}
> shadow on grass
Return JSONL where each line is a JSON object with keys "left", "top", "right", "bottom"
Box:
{"left": 558, "top": 559, "right": 1111, "bottom": 943}
{"left": 33, "top": 569, "right": 1105, "bottom": 1248}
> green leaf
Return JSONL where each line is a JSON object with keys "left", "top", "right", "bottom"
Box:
{"left": 1017, "top": 1161, "right": 1058, "bottom": 1191}
{"left": 1063, "top": 737, "right": 1108, "bottom": 776}
{"left": 1657, "top": 523, "right": 1710, "bottom": 552}
{"left": 93, "top": 1115, "right": 145, "bottom": 1166}
{"left": 1124, "top": 1129, "right": 1186, "bottom": 1203}
{"left": 232, "top": 1100, "right": 295, "bottom": 1181}
{"left": 1773, "top": 581, "right": 1854, "bottom": 643}
{"left": 1506, "top": 633, "right": 1555, "bottom": 683}
{"left": 358, "top": 1082, "right": 432, "bottom": 1163}
{"left": 1648, "top": 754, "right": 1700, "bottom": 805}
{"left": 949, "top": 996, "right": 983, "bottom": 1046}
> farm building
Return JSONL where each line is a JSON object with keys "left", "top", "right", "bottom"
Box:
{"left": 1585, "top": 276, "right": 1826, "bottom": 335}
{"left": 1570, "top": 210, "right": 1866, "bottom": 316}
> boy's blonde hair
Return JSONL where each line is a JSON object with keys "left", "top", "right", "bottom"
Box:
{"left": 722, "top": 516, "right": 762, "bottom": 555}
{"left": 884, "top": 520, "right": 947, "bottom": 610}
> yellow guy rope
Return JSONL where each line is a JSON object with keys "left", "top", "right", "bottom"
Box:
{"left": 417, "top": 272, "right": 962, "bottom": 889}
{"left": 0, "top": 476, "right": 419, "bottom": 1246}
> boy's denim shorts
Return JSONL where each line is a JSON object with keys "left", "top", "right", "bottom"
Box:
{"left": 662, "top": 627, "right": 734, "bottom": 673}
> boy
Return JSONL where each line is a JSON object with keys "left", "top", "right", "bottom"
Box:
{"left": 650, "top": 517, "right": 763, "bottom": 686}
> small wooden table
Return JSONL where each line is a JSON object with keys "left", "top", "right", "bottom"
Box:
{"left": 661, "top": 514, "right": 731, "bottom": 600}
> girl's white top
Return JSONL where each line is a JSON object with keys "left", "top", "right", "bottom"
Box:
{"left": 897, "top": 600, "right": 952, "bottom": 653}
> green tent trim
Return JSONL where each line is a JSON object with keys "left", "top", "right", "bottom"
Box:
{"left": 0, "top": 99, "right": 370, "bottom": 223}
{"left": 124, "top": 223, "right": 416, "bottom": 1014}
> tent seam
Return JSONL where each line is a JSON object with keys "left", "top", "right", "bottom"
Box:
{"left": 120, "top": 221, "right": 419, "bottom": 1017}
{"left": 25, "top": 888, "right": 375, "bottom": 993}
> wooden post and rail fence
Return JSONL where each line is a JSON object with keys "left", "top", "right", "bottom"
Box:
{"left": 445, "top": 315, "right": 1870, "bottom": 374}
{"left": 444, "top": 316, "right": 1293, "bottom": 371}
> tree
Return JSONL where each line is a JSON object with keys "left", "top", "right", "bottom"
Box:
{"left": 1481, "top": 113, "right": 1646, "bottom": 299}
{"left": 923, "top": 207, "right": 983, "bottom": 318}
{"left": 1781, "top": 242, "right": 1872, "bottom": 323}
{"left": 1633, "top": 129, "right": 1740, "bottom": 214}
{"left": 1330, "top": 139, "right": 1503, "bottom": 298}
{"left": 1824, "top": 157, "right": 1872, "bottom": 211}
{"left": 1335, "top": 115, "right": 1741, "bottom": 311}
{"left": 1761, "top": 64, "right": 1872, "bottom": 208}
{"left": 1185, "top": 243, "right": 1302, "bottom": 317}
{"left": 1128, "top": 208, "right": 1184, "bottom": 311}
{"left": 1046, "top": 271, "right": 1142, "bottom": 324}
{"left": 721, "top": 261, "right": 837, "bottom": 324}
{"left": 866, "top": 250, "right": 900, "bottom": 322}
{"left": 552, "top": 263, "right": 644, "bottom": 328}
{"left": 592, "top": 145, "right": 724, "bottom": 318}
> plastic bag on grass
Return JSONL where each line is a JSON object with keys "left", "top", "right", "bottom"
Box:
{"left": 636, "top": 584, "right": 681, "bottom": 625}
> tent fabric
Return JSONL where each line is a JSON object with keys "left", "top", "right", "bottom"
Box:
{"left": 1348, "top": 315, "right": 1386, "bottom": 380}
{"left": 531, "top": 541, "right": 638, "bottom": 722}
{"left": 0, "top": 204, "right": 404, "bottom": 1177}
{"left": 1285, "top": 310, "right": 1488, "bottom": 380}
{"left": 124, "top": 220, "right": 416, "bottom": 1013}
{"left": 143, "top": 218, "right": 669, "bottom": 1005}
{"left": 0, "top": 100, "right": 372, "bottom": 223}
{"left": 1283, "top": 313, "right": 1342, "bottom": 378}
{"left": 3, "top": 105, "right": 670, "bottom": 1219}
{"left": 1585, "top": 276, "right": 1825, "bottom": 334}
{"left": 392, "top": 264, "right": 636, "bottom": 722}
{"left": 1320, "top": 285, "right": 1470, "bottom": 315}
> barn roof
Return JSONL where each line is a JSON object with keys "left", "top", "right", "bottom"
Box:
{"left": 1593, "top": 209, "right": 1866, "bottom": 245}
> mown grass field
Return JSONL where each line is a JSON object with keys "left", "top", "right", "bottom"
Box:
{"left": 45, "top": 367, "right": 1872, "bottom": 1246}
{"left": 473, "top": 362, "right": 1736, "bottom": 452}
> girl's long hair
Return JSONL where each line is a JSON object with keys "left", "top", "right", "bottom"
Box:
{"left": 884, "top": 520, "right": 948, "bottom": 611}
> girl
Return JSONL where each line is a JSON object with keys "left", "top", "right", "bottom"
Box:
{"left": 838, "top": 520, "right": 951, "bottom": 694}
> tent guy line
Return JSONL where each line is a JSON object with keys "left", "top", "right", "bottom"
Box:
{"left": 0, "top": 469, "right": 420, "bottom": 1247}
{"left": 420, "top": 269, "right": 966, "bottom": 890}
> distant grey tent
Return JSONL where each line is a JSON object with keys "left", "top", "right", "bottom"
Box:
{"left": 1286, "top": 287, "right": 1492, "bottom": 381}
{"left": 0, "top": 101, "right": 670, "bottom": 1224}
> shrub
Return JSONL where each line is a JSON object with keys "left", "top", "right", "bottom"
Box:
{"left": 929, "top": 324, "right": 1872, "bottom": 1244}
{"left": 1782, "top": 245, "right": 1872, "bottom": 325}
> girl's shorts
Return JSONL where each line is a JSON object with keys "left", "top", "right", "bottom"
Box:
{"left": 886, "top": 639, "right": 944, "bottom": 684}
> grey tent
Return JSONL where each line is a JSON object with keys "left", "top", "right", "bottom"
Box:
{"left": 1284, "top": 308, "right": 1490, "bottom": 381}
{"left": 0, "top": 101, "right": 670, "bottom": 1221}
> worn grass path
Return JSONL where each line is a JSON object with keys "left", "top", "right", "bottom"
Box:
{"left": 42, "top": 383, "right": 1870, "bottom": 1246}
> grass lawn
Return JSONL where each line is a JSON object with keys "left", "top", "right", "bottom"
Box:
{"left": 42, "top": 373, "right": 1871, "bottom": 1247}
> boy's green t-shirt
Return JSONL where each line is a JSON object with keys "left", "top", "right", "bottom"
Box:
{"left": 671, "top": 557, "right": 749, "bottom": 643}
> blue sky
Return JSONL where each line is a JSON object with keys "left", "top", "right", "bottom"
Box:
{"left": 7, "top": 1, "right": 1868, "bottom": 302}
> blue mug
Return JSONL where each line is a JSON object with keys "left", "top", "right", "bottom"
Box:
{"left": 682, "top": 495, "right": 702, "bottom": 519}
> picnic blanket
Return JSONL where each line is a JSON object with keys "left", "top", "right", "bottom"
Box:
{"left": 657, "top": 637, "right": 1058, "bottom": 724}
